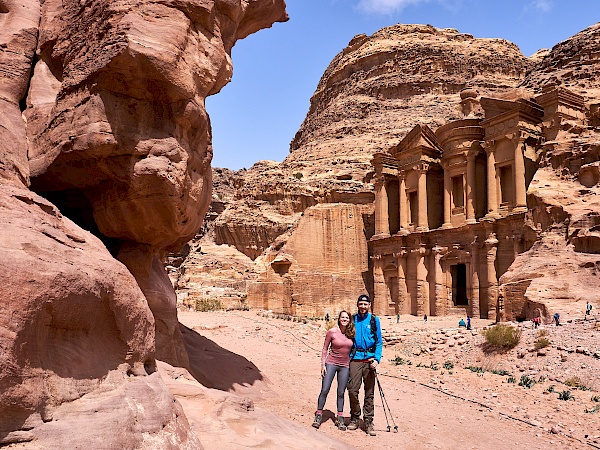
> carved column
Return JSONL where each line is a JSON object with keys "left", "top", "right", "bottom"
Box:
{"left": 431, "top": 244, "right": 446, "bottom": 316}
{"left": 513, "top": 140, "right": 527, "bottom": 212}
{"left": 394, "top": 249, "right": 409, "bottom": 314}
{"left": 442, "top": 167, "right": 452, "bottom": 229}
{"left": 484, "top": 144, "right": 500, "bottom": 218}
{"left": 413, "top": 244, "right": 429, "bottom": 315}
{"left": 470, "top": 237, "right": 481, "bottom": 319}
{"left": 374, "top": 176, "right": 390, "bottom": 236}
{"left": 416, "top": 164, "right": 429, "bottom": 231}
{"left": 372, "top": 255, "right": 386, "bottom": 315}
{"left": 398, "top": 172, "right": 409, "bottom": 233}
{"left": 485, "top": 233, "right": 499, "bottom": 321}
{"left": 466, "top": 151, "right": 477, "bottom": 224}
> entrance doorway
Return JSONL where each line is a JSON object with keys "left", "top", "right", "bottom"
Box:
{"left": 451, "top": 264, "right": 468, "bottom": 306}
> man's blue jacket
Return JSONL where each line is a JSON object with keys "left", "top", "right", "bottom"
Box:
{"left": 351, "top": 312, "right": 383, "bottom": 363}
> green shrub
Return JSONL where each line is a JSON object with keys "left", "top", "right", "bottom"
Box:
{"left": 195, "top": 298, "right": 223, "bottom": 312}
{"left": 558, "top": 390, "right": 574, "bottom": 401}
{"left": 443, "top": 360, "right": 454, "bottom": 370}
{"left": 465, "top": 366, "right": 485, "bottom": 374}
{"left": 592, "top": 395, "right": 600, "bottom": 403}
{"left": 490, "top": 369, "right": 512, "bottom": 376}
{"left": 534, "top": 337, "right": 550, "bottom": 350}
{"left": 507, "top": 376, "right": 517, "bottom": 384}
{"left": 546, "top": 385, "right": 556, "bottom": 393}
{"left": 391, "top": 356, "right": 412, "bottom": 366}
{"left": 481, "top": 324, "right": 522, "bottom": 350}
{"left": 585, "top": 406, "right": 598, "bottom": 414}
{"left": 293, "top": 172, "right": 303, "bottom": 179}
{"left": 519, "top": 375, "right": 536, "bottom": 389}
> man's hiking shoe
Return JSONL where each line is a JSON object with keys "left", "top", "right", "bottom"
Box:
{"left": 336, "top": 416, "right": 346, "bottom": 431}
{"left": 346, "top": 419, "right": 359, "bottom": 430}
{"left": 365, "top": 421, "right": 376, "bottom": 436}
{"left": 312, "top": 413, "right": 322, "bottom": 429}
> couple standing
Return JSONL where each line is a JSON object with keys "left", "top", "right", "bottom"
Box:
{"left": 312, "top": 294, "right": 383, "bottom": 436}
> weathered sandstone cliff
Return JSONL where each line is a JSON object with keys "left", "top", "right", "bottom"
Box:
{"left": 1, "top": 0, "right": 289, "bottom": 447}
{"left": 178, "top": 22, "right": 600, "bottom": 322}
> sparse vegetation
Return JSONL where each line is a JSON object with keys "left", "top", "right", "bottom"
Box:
{"left": 591, "top": 395, "right": 600, "bottom": 403}
{"left": 481, "top": 324, "right": 522, "bottom": 350}
{"left": 490, "top": 369, "right": 512, "bottom": 376}
{"left": 507, "top": 376, "right": 517, "bottom": 384}
{"left": 558, "top": 390, "right": 574, "bottom": 401}
{"left": 465, "top": 366, "right": 485, "bottom": 374}
{"left": 417, "top": 361, "right": 439, "bottom": 371}
{"left": 585, "top": 406, "right": 599, "bottom": 414}
{"left": 443, "top": 360, "right": 454, "bottom": 370}
{"left": 546, "top": 385, "right": 556, "bottom": 393}
{"left": 564, "top": 376, "right": 591, "bottom": 391}
{"left": 391, "top": 356, "right": 412, "bottom": 366}
{"left": 534, "top": 337, "right": 551, "bottom": 350}
{"left": 519, "top": 375, "right": 536, "bottom": 389}
{"left": 195, "top": 298, "right": 223, "bottom": 312}
{"left": 293, "top": 172, "right": 303, "bottom": 179}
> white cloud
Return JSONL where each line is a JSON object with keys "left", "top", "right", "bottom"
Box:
{"left": 526, "top": 0, "right": 553, "bottom": 13}
{"left": 356, "top": 0, "right": 430, "bottom": 15}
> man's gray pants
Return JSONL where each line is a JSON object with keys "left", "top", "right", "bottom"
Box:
{"left": 347, "top": 360, "right": 376, "bottom": 423}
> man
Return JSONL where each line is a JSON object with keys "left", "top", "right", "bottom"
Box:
{"left": 347, "top": 294, "right": 383, "bottom": 436}
{"left": 586, "top": 302, "right": 592, "bottom": 320}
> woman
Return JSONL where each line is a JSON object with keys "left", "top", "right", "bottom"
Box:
{"left": 312, "top": 311, "right": 355, "bottom": 431}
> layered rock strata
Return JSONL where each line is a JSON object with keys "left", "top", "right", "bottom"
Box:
{"left": 1, "top": 0, "right": 288, "bottom": 446}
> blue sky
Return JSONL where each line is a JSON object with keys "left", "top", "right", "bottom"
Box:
{"left": 207, "top": 0, "right": 600, "bottom": 170}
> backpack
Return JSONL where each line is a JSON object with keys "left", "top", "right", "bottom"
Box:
{"left": 352, "top": 313, "right": 378, "bottom": 344}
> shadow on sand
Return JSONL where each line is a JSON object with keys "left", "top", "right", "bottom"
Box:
{"left": 180, "top": 323, "right": 264, "bottom": 392}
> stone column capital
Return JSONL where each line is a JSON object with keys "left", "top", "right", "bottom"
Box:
{"left": 431, "top": 244, "right": 447, "bottom": 256}
{"left": 415, "top": 162, "right": 430, "bottom": 174}
{"left": 485, "top": 232, "right": 499, "bottom": 247}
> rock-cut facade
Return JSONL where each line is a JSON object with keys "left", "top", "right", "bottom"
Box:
{"left": 370, "top": 86, "right": 586, "bottom": 321}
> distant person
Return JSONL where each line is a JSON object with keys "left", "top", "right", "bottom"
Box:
{"left": 325, "top": 312, "right": 330, "bottom": 322}
{"left": 423, "top": 314, "right": 428, "bottom": 324}
{"left": 396, "top": 313, "right": 400, "bottom": 324}
{"left": 458, "top": 318, "right": 466, "bottom": 328}
{"left": 553, "top": 312, "right": 560, "bottom": 326}
{"left": 586, "top": 302, "right": 592, "bottom": 320}
{"left": 533, "top": 316, "right": 540, "bottom": 329}
{"left": 467, "top": 316, "right": 472, "bottom": 330}
{"left": 347, "top": 294, "right": 382, "bottom": 436}
{"left": 313, "top": 311, "right": 355, "bottom": 431}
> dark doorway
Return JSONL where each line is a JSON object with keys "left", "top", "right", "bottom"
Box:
{"left": 451, "top": 264, "right": 468, "bottom": 306}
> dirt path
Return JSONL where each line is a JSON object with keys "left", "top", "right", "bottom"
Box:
{"left": 178, "top": 310, "right": 600, "bottom": 450}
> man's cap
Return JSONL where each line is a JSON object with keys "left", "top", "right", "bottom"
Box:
{"left": 357, "top": 294, "right": 371, "bottom": 304}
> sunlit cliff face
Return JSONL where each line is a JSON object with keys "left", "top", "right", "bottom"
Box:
{"left": 25, "top": 0, "right": 287, "bottom": 252}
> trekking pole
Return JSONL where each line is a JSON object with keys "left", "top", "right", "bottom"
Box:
{"left": 375, "top": 373, "right": 398, "bottom": 433}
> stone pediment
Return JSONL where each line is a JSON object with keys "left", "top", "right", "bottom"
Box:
{"left": 480, "top": 97, "right": 544, "bottom": 124}
{"left": 394, "top": 124, "right": 443, "bottom": 161}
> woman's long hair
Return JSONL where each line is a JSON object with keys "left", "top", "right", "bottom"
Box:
{"left": 338, "top": 310, "right": 355, "bottom": 340}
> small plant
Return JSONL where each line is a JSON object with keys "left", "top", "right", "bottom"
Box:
{"left": 591, "top": 395, "right": 600, "bottom": 403}
{"left": 558, "top": 390, "right": 574, "bottom": 401}
{"left": 391, "top": 356, "right": 412, "bottom": 366}
{"left": 443, "top": 360, "right": 454, "bottom": 370}
{"left": 195, "top": 298, "right": 223, "bottom": 312}
{"left": 585, "top": 406, "right": 599, "bottom": 414}
{"left": 565, "top": 377, "right": 591, "bottom": 391}
{"left": 534, "top": 337, "right": 551, "bottom": 350}
{"left": 293, "top": 172, "right": 303, "bottom": 179}
{"left": 546, "top": 385, "right": 556, "bottom": 393}
{"left": 429, "top": 362, "right": 439, "bottom": 371}
{"left": 490, "top": 369, "right": 512, "bottom": 376}
{"left": 537, "top": 376, "right": 546, "bottom": 383}
{"left": 481, "top": 324, "right": 522, "bottom": 350}
{"left": 465, "top": 366, "right": 485, "bottom": 374}
{"left": 507, "top": 376, "right": 517, "bottom": 384}
{"left": 536, "top": 329, "right": 549, "bottom": 338}
{"left": 519, "top": 375, "right": 536, "bottom": 389}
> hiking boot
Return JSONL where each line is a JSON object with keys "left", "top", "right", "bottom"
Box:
{"left": 365, "top": 420, "right": 376, "bottom": 436}
{"left": 346, "top": 418, "right": 359, "bottom": 430}
{"left": 312, "top": 413, "right": 322, "bottom": 429}
{"left": 336, "top": 416, "right": 346, "bottom": 431}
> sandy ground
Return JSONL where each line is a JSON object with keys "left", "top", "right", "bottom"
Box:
{"left": 177, "top": 310, "right": 600, "bottom": 450}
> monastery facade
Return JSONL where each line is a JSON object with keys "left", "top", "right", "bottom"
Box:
{"left": 369, "top": 86, "right": 586, "bottom": 320}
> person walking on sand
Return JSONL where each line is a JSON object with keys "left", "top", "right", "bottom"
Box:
{"left": 347, "top": 295, "right": 382, "bottom": 436}
{"left": 586, "top": 302, "right": 592, "bottom": 320}
{"left": 312, "top": 311, "right": 355, "bottom": 431}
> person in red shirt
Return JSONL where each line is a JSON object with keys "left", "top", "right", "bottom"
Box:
{"left": 312, "top": 311, "right": 355, "bottom": 430}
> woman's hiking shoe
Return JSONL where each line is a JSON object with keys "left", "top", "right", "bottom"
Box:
{"left": 336, "top": 416, "right": 346, "bottom": 431}
{"left": 312, "top": 413, "right": 322, "bottom": 429}
{"left": 346, "top": 418, "right": 359, "bottom": 430}
{"left": 365, "top": 420, "right": 376, "bottom": 436}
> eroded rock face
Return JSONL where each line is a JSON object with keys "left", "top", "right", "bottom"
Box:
{"left": 0, "top": 0, "right": 288, "bottom": 445}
